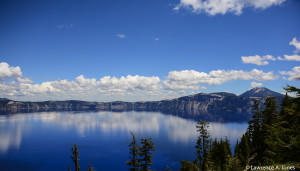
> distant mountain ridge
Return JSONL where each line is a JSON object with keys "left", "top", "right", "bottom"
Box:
{"left": 0, "top": 98, "right": 10, "bottom": 101}
{"left": 0, "top": 87, "right": 285, "bottom": 115}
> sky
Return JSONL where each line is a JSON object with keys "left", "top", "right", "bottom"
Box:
{"left": 0, "top": 0, "right": 299, "bottom": 102}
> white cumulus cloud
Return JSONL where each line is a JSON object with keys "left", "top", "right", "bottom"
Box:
{"left": 98, "top": 75, "right": 161, "bottom": 93}
{"left": 174, "top": 0, "right": 286, "bottom": 15}
{"left": 0, "top": 62, "right": 282, "bottom": 101}
{"left": 0, "top": 62, "right": 32, "bottom": 83}
{"left": 280, "top": 66, "right": 300, "bottom": 81}
{"left": 163, "top": 69, "right": 278, "bottom": 90}
{"left": 251, "top": 82, "right": 263, "bottom": 88}
{"left": 289, "top": 37, "right": 300, "bottom": 53}
{"left": 242, "top": 55, "right": 276, "bottom": 65}
{"left": 0, "top": 62, "right": 22, "bottom": 79}
{"left": 278, "top": 38, "right": 300, "bottom": 61}
{"left": 278, "top": 54, "right": 300, "bottom": 61}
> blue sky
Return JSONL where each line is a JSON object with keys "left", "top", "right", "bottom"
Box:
{"left": 0, "top": 0, "right": 299, "bottom": 102}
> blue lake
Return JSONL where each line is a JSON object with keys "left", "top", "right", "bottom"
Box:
{"left": 0, "top": 111, "right": 248, "bottom": 171}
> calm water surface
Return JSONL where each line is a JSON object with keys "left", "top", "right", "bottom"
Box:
{"left": 0, "top": 111, "right": 248, "bottom": 171}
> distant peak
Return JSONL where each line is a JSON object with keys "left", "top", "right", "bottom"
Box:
{"left": 240, "top": 87, "right": 283, "bottom": 98}
{"left": 253, "top": 87, "right": 266, "bottom": 93}
{"left": 252, "top": 87, "right": 266, "bottom": 89}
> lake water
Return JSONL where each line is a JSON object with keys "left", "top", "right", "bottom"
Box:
{"left": 0, "top": 111, "right": 248, "bottom": 171}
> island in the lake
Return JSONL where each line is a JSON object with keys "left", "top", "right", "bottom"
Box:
{"left": 0, "top": 87, "right": 284, "bottom": 115}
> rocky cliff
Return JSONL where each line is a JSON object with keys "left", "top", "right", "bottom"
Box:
{"left": 0, "top": 87, "right": 284, "bottom": 114}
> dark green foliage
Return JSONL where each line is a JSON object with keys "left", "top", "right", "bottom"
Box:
{"left": 274, "top": 93, "right": 292, "bottom": 162}
{"left": 71, "top": 144, "right": 80, "bottom": 171}
{"left": 262, "top": 96, "right": 278, "bottom": 126}
{"left": 182, "top": 120, "right": 235, "bottom": 171}
{"left": 126, "top": 132, "right": 157, "bottom": 171}
{"left": 209, "top": 138, "right": 232, "bottom": 170}
{"left": 195, "top": 120, "right": 210, "bottom": 171}
{"left": 139, "top": 138, "right": 156, "bottom": 171}
{"left": 260, "top": 96, "right": 278, "bottom": 165}
{"left": 180, "top": 160, "right": 198, "bottom": 171}
{"left": 228, "top": 156, "right": 243, "bottom": 171}
{"left": 166, "top": 165, "right": 171, "bottom": 171}
{"left": 240, "top": 134, "right": 250, "bottom": 166}
{"left": 234, "top": 134, "right": 249, "bottom": 168}
{"left": 246, "top": 97, "right": 279, "bottom": 165}
{"left": 127, "top": 131, "right": 140, "bottom": 171}
{"left": 247, "top": 100, "right": 263, "bottom": 164}
{"left": 195, "top": 136, "right": 203, "bottom": 169}
{"left": 276, "top": 86, "right": 300, "bottom": 162}
{"left": 246, "top": 85, "right": 300, "bottom": 166}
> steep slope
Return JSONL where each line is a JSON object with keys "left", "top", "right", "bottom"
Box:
{"left": 0, "top": 87, "right": 285, "bottom": 114}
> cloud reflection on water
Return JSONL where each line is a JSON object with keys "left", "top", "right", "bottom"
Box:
{"left": 0, "top": 111, "right": 248, "bottom": 154}
{"left": 0, "top": 119, "right": 23, "bottom": 154}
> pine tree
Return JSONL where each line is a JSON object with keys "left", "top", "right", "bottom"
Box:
{"left": 139, "top": 138, "right": 156, "bottom": 171}
{"left": 267, "top": 93, "right": 291, "bottom": 163}
{"left": 262, "top": 97, "right": 278, "bottom": 126}
{"left": 237, "top": 134, "right": 250, "bottom": 167}
{"left": 127, "top": 131, "right": 140, "bottom": 171}
{"left": 71, "top": 144, "right": 80, "bottom": 171}
{"left": 232, "top": 140, "right": 243, "bottom": 171}
{"left": 280, "top": 93, "right": 291, "bottom": 119}
{"left": 87, "top": 157, "right": 95, "bottom": 171}
{"left": 242, "top": 85, "right": 300, "bottom": 166}
{"left": 209, "top": 138, "right": 232, "bottom": 171}
{"left": 222, "top": 137, "right": 232, "bottom": 170}
{"left": 261, "top": 96, "right": 278, "bottom": 165}
{"left": 195, "top": 120, "right": 210, "bottom": 171}
{"left": 248, "top": 99, "right": 262, "bottom": 152}
{"left": 195, "top": 136, "right": 203, "bottom": 169}
{"left": 247, "top": 98, "right": 276, "bottom": 165}
{"left": 278, "top": 86, "right": 300, "bottom": 162}
{"left": 209, "top": 138, "right": 219, "bottom": 170}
